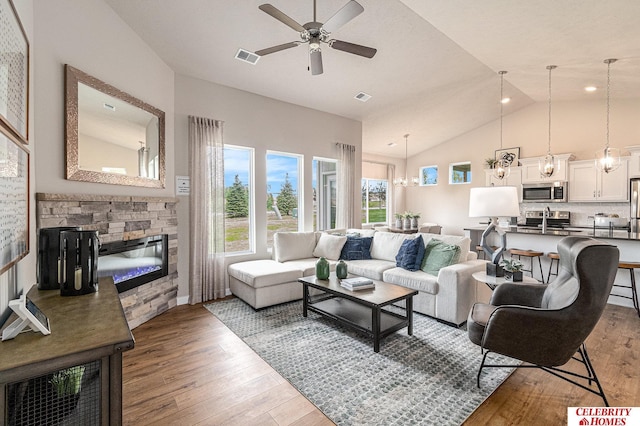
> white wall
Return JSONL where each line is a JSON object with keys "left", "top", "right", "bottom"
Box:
{"left": 401, "top": 98, "right": 640, "bottom": 235}
{"left": 33, "top": 0, "right": 175, "bottom": 198}
{"left": 174, "top": 74, "right": 362, "bottom": 302}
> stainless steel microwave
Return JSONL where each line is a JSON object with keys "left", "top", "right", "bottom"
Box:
{"left": 522, "top": 182, "right": 568, "bottom": 203}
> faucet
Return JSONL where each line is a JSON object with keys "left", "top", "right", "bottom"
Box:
{"left": 542, "top": 206, "right": 551, "bottom": 233}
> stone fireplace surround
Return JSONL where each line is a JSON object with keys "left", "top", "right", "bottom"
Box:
{"left": 36, "top": 193, "right": 179, "bottom": 329}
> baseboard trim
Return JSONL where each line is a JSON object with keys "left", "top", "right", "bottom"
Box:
{"left": 177, "top": 295, "right": 189, "bottom": 305}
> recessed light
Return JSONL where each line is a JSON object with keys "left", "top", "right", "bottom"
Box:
{"left": 585, "top": 86, "right": 597, "bottom": 92}
{"left": 501, "top": 97, "right": 511, "bottom": 104}
{"left": 387, "top": 142, "right": 397, "bottom": 147}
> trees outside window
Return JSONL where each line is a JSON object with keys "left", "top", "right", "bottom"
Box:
{"left": 267, "top": 151, "right": 302, "bottom": 248}
{"left": 361, "top": 178, "right": 388, "bottom": 225}
{"left": 223, "top": 146, "right": 253, "bottom": 253}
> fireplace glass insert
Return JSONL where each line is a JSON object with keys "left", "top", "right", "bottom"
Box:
{"left": 98, "top": 234, "right": 168, "bottom": 293}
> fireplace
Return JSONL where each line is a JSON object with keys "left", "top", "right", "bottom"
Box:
{"left": 98, "top": 235, "right": 168, "bottom": 293}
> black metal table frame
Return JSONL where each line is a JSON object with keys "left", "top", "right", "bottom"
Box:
{"left": 300, "top": 279, "right": 417, "bottom": 352}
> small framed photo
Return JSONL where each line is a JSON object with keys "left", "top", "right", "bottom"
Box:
{"left": 419, "top": 165, "right": 438, "bottom": 186}
{"left": 495, "top": 147, "right": 520, "bottom": 166}
{"left": 2, "top": 295, "right": 50, "bottom": 340}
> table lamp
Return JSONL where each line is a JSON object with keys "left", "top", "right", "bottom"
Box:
{"left": 469, "top": 186, "right": 520, "bottom": 276}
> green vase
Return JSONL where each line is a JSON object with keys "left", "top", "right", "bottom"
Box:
{"left": 336, "top": 260, "right": 348, "bottom": 279}
{"left": 315, "top": 257, "right": 330, "bottom": 280}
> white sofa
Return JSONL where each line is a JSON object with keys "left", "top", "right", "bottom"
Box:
{"left": 228, "top": 229, "right": 486, "bottom": 326}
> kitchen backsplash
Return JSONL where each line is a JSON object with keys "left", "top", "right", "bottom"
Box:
{"left": 519, "top": 202, "right": 629, "bottom": 226}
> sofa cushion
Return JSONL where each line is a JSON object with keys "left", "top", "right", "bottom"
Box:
{"left": 313, "top": 233, "right": 347, "bottom": 260}
{"left": 421, "top": 239, "right": 461, "bottom": 276}
{"left": 383, "top": 267, "right": 439, "bottom": 294}
{"left": 370, "top": 232, "right": 412, "bottom": 262}
{"left": 228, "top": 260, "right": 302, "bottom": 289}
{"left": 283, "top": 258, "right": 338, "bottom": 276}
{"left": 274, "top": 232, "right": 317, "bottom": 262}
{"left": 395, "top": 235, "right": 426, "bottom": 271}
{"left": 340, "top": 236, "right": 373, "bottom": 260}
{"left": 345, "top": 259, "right": 396, "bottom": 281}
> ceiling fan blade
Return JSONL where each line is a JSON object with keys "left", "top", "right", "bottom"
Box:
{"left": 330, "top": 40, "right": 377, "bottom": 58}
{"left": 321, "top": 0, "right": 364, "bottom": 34}
{"left": 310, "top": 50, "right": 323, "bottom": 75}
{"left": 255, "top": 42, "right": 299, "bottom": 56}
{"left": 259, "top": 4, "right": 306, "bottom": 33}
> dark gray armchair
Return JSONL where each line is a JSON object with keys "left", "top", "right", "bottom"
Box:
{"left": 467, "top": 236, "right": 619, "bottom": 406}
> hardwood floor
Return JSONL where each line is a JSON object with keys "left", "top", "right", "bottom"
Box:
{"left": 123, "top": 301, "right": 640, "bottom": 425}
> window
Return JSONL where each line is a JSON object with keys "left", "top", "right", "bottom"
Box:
{"left": 449, "top": 162, "right": 472, "bottom": 184}
{"left": 223, "top": 145, "right": 254, "bottom": 253}
{"left": 361, "top": 178, "right": 388, "bottom": 225}
{"left": 312, "top": 158, "right": 337, "bottom": 231}
{"left": 267, "top": 151, "right": 302, "bottom": 248}
{"left": 420, "top": 165, "right": 438, "bottom": 186}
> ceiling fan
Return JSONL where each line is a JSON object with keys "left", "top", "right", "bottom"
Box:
{"left": 255, "top": 0, "right": 377, "bottom": 75}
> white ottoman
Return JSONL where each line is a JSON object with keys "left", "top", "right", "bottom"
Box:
{"left": 228, "top": 260, "right": 304, "bottom": 309}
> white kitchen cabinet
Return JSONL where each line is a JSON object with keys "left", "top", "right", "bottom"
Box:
{"left": 485, "top": 167, "right": 522, "bottom": 201}
{"left": 568, "top": 159, "right": 629, "bottom": 202}
{"left": 519, "top": 154, "right": 574, "bottom": 183}
{"left": 626, "top": 146, "right": 640, "bottom": 178}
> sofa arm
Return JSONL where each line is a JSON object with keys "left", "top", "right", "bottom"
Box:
{"left": 435, "top": 259, "right": 487, "bottom": 325}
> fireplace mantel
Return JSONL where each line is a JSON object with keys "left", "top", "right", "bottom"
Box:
{"left": 36, "top": 193, "right": 179, "bottom": 329}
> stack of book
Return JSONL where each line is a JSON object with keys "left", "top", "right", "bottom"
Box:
{"left": 340, "top": 277, "right": 375, "bottom": 291}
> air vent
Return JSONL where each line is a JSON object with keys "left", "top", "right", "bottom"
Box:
{"left": 103, "top": 103, "right": 116, "bottom": 111}
{"left": 354, "top": 92, "right": 371, "bottom": 102}
{"left": 235, "top": 48, "right": 260, "bottom": 65}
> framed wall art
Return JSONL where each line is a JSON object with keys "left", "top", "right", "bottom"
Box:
{"left": 419, "top": 165, "right": 438, "bottom": 186}
{"left": 495, "top": 147, "right": 520, "bottom": 166}
{"left": 0, "top": 126, "right": 29, "bottom": 274}
{"left": 0, "top": 0, "right": 30, "bottom": 144}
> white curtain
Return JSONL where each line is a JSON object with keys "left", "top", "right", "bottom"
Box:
{"left": 336, "top": 142, "right": 356, "bottom": 228}
{"left": 188, "top": 116, "right": 226, "bottom": 304}
{"left": 387, "top": 163, "right": 395, "bottom": 225}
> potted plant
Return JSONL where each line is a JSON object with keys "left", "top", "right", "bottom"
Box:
{"left": 394, "top": 213, "right": 403, "bottom": 229}
{"left": 403, "top": 212, "right": 412, "bottom": 230}
{"left": 499, "top": 258, "right": 524, "bottom": 282}
{"left": 485, "top": 157, "right": 498, "bottom": 169}
{"left": 411, "top": 213, "right": 421, "bottom": 229}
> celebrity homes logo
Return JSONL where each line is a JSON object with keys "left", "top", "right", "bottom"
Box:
{"left": 568, "top": 407, "right": 639, "bottom": 425}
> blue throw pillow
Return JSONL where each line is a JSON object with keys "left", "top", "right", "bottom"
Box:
{"left": 340, "top": 236, "right": 373, "bottom": 260}
{"left": 395, "top": 235, "right": 426, "bottom": 271}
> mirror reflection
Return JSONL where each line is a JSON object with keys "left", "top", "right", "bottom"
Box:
{"left": 65, "top": 65, "right": 165, "bottom": 188}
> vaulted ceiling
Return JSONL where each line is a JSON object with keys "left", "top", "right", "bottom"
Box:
{"left": 105, "top": 0, "right": 640, "bottom": 158}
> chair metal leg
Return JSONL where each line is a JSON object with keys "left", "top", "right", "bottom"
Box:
{"left": 630, "top": 268, "right": 640, "bottom": 317}
{"left": 476, "top": 344, "right": 609, "bottom": 406}
{"left": 477, "top": 351, "right": 490, "bottom": 388}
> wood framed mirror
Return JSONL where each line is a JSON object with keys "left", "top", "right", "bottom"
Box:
{"left": 65, "top": 64, "right": 165, "bottom": 188}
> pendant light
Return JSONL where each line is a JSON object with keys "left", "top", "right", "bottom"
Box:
{"left": 493, "top": 71, "right": 511, "bottom": 180}
{"left": 596, "top": 58, "right": 621, "bottom": 174}
{"left": 540, "top": 65, "right": 557, "bottom": 178}
{"left": 393, "top": 134, "right": 419, "bottom": 186}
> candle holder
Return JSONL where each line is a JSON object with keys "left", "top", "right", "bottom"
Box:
{"left": 59, "top": 230, "right": 100, "bottom": 296}
{"left": 37, "top": 227, "right": 81, "bottom": 290}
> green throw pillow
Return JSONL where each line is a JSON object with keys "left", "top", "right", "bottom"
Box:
{"left": 421, "top": 239, "right": 461, "bottom": 276}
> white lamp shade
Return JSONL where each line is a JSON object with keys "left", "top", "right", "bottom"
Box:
{"left": 469, "top": 186, "right": 520, "bottom": 218}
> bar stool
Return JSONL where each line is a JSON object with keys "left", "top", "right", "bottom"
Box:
{"left": 547, "top": 252, "right": 560, "bottom": 284}
{"left": 476, "top": 245, "right": 498, "bottom": 260}
{"left": 508, "top": 249, "right": 545, "bottom": 282}
{"left": 612, "top": 262, "right": 640, "bottom": 318}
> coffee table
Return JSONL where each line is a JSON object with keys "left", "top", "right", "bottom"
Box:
{"left": 298, "top": 274, "right": 418, "bottom": 352}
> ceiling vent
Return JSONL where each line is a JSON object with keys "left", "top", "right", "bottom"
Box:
{"left": 235, "top": 48, "right": 260, "bottom": 65}
{"left": 354, "top": 92, "right": 371, "bottom": 102}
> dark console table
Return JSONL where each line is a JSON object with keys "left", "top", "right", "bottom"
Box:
{"left": 0, "top": 278, "right": 134, "bottom": 425}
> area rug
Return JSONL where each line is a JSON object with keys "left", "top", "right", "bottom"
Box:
{"left": 205, "top": 299, "right": 515, "bottom": 425}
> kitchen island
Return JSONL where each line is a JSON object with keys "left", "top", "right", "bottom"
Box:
{"left": 465, "top": 226, "right": 639, "bottom": 310}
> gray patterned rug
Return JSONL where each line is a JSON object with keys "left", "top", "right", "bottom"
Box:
{"left": 205, "top": 299, "right": 515, "bottom": 425}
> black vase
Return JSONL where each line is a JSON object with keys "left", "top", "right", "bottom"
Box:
{"left": 38, "top": 227, "right": 81, "bottom": 290}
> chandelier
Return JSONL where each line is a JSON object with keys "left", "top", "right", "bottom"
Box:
{"left": 596, "top": 58, "right": 621, "bottom": 174}
{"left": 393, "top": 134, "right": 419, "bottom": 187}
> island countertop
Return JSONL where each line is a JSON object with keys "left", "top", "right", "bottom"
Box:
{"left": 464, "top": 226, "right": 639, "bottom": 241}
